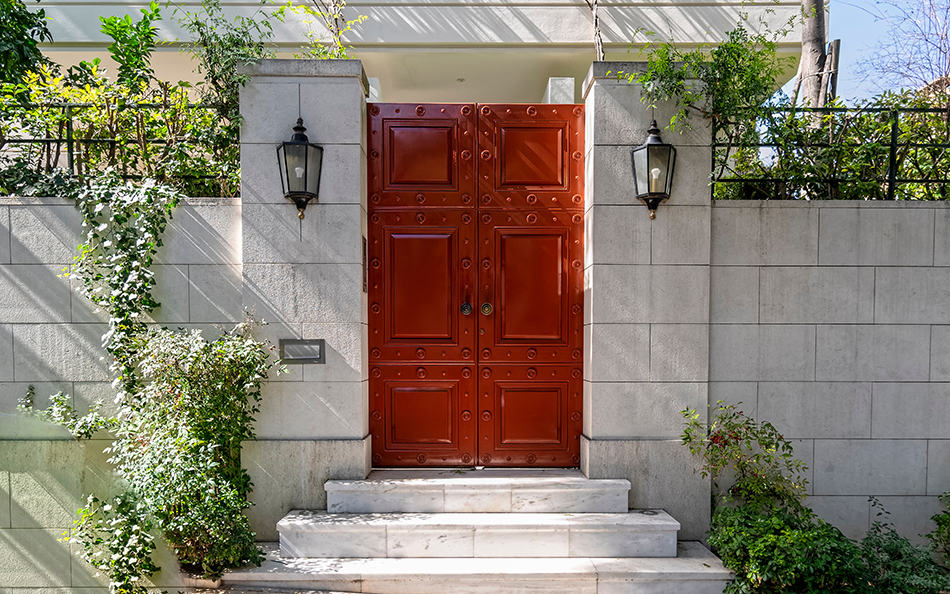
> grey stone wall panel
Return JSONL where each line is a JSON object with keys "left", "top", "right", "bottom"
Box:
{"left": 757, "top": 382, "right": 871, "bottom": 439}
{"left": 875, "top": 267, "right": 950, "bottom": 323}
{"left": 584, "top": 323, "right": 650, "bottom": 382}
{"left": 585, "top": 205, "right": 650, "bottom": 266}
{"left": 651, "top": 205, "right": 712, "bottom": 265}
{"left": 815, "top": 324, "right": 931, "bottom": 381}
{"left": 711, "top": 204, "right": 819, "bottom": 265}
{"left": 807, "top": 496, "right": 871, "bottom": 540}
{"left": 936, "top": 208, "right": 950, "bottom": 266}
{"left": 243, "top": 203, "right": 362, "bottom": 264}
{"left": 254, "top": 381, "right": 365, "bottom": 439}
{"left": 710, "top": 266, "right": 758, "bottom": 323}
{"left": 12, "top": 324, "right": 109, "bottom": 382}
{"left": 871, "top": 383, "right": 950, "bottom": 438}
{"left": 588, "top": 265, "right": 709, "bottom": 324}
{"left": 0, "top": 265, "right": 71, "bottom": 323}
{"left": 813, "top": 439, "right": 927, "bottom": 495}
{"left": 156, "top": 201, "right": 242, "bottom": 265}
{"left": 759, "top": 266, "right": 874, "bottom": 324}
{"left": 243, "top": 438, "right": 368, "bottom": 540}
{"left": 243, "top": 263, "right": 362, "bottom": 324}
{"left": 709, "top": 324, "right": 816, "bottom": 381}
{"left": 9, "top": 204, "right": 82, "bottom": 265}
{"left": 927, "top": 440, "right": 950, "bottom": 495}
{"left": 0, "top": 207, "right": 9, "bottom": 264}
{"left": 188, "top": 264, "right": 244, "bottom": 323}
{"left": 649, "top": 324, "right": 709, "bottom": 382}
{"left": 818, "top": 206, "right": 935, "bottom": 266}
{"left": 583, "top": 381, "right": 705, "bottom": 439}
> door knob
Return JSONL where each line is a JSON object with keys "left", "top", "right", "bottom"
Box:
{"left": 480, "top": 302, "right": 494, "bottom": 316}
{"left": 460, "top": 302, "right": 473, "bottom": 316}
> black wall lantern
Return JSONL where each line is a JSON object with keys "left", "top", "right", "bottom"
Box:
{"left": 631, "top": 120, "right": 676, "bottom": 219}
{"left": 277, "top": 117, "right": 324, "bottom": 219}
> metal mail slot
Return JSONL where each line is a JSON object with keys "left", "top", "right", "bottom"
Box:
{"left": 279, "top": 339, "right": 326, "bottom": 364}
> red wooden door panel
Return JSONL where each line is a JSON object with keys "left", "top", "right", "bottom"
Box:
{"left": 368, "top": 103, "right": 476, "bottom": 209}
{"left": 368, "top": 209, "right": 476, "bottom": 363}
{"left": 370, "top": 364, "right": 477, "bottom": 466}
{"left": 476, "top": 210, "right": 584, "bottom": 364}
{"left": 476, "top": 365, "right": 583, "bottom": 466}
{"left": 368, "top": 102, "right": 585, "bottom": 468}
{"left": 477, "top": 104, "right": 585, "bottom": 210}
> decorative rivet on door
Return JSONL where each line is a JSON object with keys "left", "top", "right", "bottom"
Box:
{"left": 461, "top": 150, "right": 472, "bottom": 160}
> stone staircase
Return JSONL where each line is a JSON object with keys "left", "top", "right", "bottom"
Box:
{"left": 222, "top": 469, "right": 731, "bottom": 593}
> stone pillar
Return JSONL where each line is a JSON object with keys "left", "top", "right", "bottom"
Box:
{"left": 238, "top": 59, "right": 370, "bottom": 539}
{"left": 543, "top": 77, "right": 575, "bottom": 103}
{"left": 581, "top": 62, "right": 712, "bottom": 539}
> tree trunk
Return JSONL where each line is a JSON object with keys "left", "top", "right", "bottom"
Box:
{"left": 797, "top": 0, "right": 827, "bottom": 107}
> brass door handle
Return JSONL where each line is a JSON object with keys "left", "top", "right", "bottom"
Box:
{"left": 460, "top": 302, "right": 473, "bottom": 316}
{"left": 480, "top": 302, "right": 494, "bottom": 316}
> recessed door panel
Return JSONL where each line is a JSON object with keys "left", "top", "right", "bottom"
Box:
{"left": 477, "top": 365, "right": 582, "bottom": 466}
{"left": 477, "top": 104, "right": 584, "bottom": 210}
{"left": 477, "top": 210, "right": 583, "bottom": 363}
{"left": 369, "top": 103, "right": 476, "bottom": 208}
{"left": 371, "top": 364, "right": 477, "bottom": 467}
{"left": 368, "top": 209, "right": 476, "bottom": 363}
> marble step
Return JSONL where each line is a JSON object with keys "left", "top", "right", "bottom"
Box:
{"left": 277, "top": 510, "right": 679, "bottom": 559}
{"left": 223, "top": 541, "right": 732, "bottom": 594}
{"left": 325, "top": 469, "right": 631, "bottom": 513}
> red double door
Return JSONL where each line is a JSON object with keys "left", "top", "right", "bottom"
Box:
{"left": 368, "top": 103, "right": 584, "bottom": 467}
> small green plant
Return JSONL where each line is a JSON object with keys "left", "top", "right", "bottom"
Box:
{"left": 68, "top": 494, "right": 159, "bottom": 594}
{"left": 681, "top": 401, "right": 807, "bottom": 506}
{"left": 861, "top": 499, "right": 950, "bottom": 594}
{"left": 0, "top": 0, "right": 54, "bottom": 86}
{"left": 930, "top": 492, "right": 950, "bottom": 565}
{"left": 99, "top": 2, "right": 161, "bottom": 89}
{"left": 276, "top": 0, "right": 366, "bottom": 59}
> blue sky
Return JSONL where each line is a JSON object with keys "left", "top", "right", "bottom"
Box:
{"left": 827, "top": 0, "right": 891, "bottom": 101}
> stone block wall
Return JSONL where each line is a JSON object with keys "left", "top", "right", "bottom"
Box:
{"left": 710, "top": 201, "right": 950, "bottom": 542}
{"left": 0, "top": 195, "right": 243, "bottom": 590}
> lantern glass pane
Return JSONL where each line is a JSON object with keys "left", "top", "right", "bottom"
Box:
{"left": 666, "top": 145, "right": 677, "bottom": 194}
{"left": 646, "top": 145, "right": 671, "bottom": 195}
{"left": 283, "top": 143, "right": 308, "bottom": 194}
{"left": 306, "top": 144, "right": 324, "bottom": 197}
{"left": 277, "top": 144, "right": 290, "bottom": 196}
{"left": 632, "top": 147, "right": 648, "bottom": 197}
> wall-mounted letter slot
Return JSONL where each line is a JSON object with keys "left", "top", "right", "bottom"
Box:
{"left": 279, "top": 339, "right": 326, "bottom": 364}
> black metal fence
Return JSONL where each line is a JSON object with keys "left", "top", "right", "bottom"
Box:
{"left": 711, "top": 106, "right": 950, "bottom": 201}
{"left": 0, "top": 101, "right": 236, "bottom": 196}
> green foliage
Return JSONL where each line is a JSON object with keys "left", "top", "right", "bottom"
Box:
{"left": 18, "top": 389, "right": 114, "bottom": 439}
{"left": 709, "top": 501, "right": 866, "bottom": 593}
{"left": 684, "top": 404, "right": 950, "bottom": 593}
{"left": 68, "top": 494, "right": 159, "bottom": 594}
{"left": 860, "top": 500, "right": 950, "bottom": 594}
{"left": 0, "top": 3, "right": 241, "bottom": 196}
{"left": 619, "top": 23, "right": 794, "bottom": 133}
{"left": 276, "top": 0, "right": 366, "bottom": 59}
{"left": 105, "top": 324, "right": 275, "bottom": 577}
{"left": 99, "top": 2, "right": 161, "bottom": 89}
{"left": 717, "top": 90, "right": 950, "bottom": 201}
{"left": 0, "top": 0, "right": 53, "bottom": 86}
{"left": 930, "top": 491, "right": 950, "bottom": 565}
{"left": 681, "top": 401, "right": 807, "bottom": 506}
{"left": 175, "top": 0, "right": 275, "bottom": 166}
{"left": 67, "top": 173, "right": 180, "bottom": 387}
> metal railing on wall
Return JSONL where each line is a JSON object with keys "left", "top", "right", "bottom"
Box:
{"left": 711, "top": 106, "right": 950, "bottom": 201}
{"left": 0, "top": 101, "right": 235, "bottom": 196}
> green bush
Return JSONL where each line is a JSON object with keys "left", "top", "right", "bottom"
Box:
{"left": 683, "top": 403, "right": 950, "bottom": 593}
{"left": 710, "top": 501, "right": 865, "bottom": 593}
{"left": 932, "top": 492, "right": 950, "bottom": 565}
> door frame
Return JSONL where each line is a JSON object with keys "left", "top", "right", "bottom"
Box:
{"left": 366, "top": 102, "right": 585, "bottom": 468}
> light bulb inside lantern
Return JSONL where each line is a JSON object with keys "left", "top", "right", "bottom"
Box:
{"left": 650, "top": 167, "right": 661, "bottom": 193}
{"left": 294, "top": 166, "right": 305, "bottom": 179}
